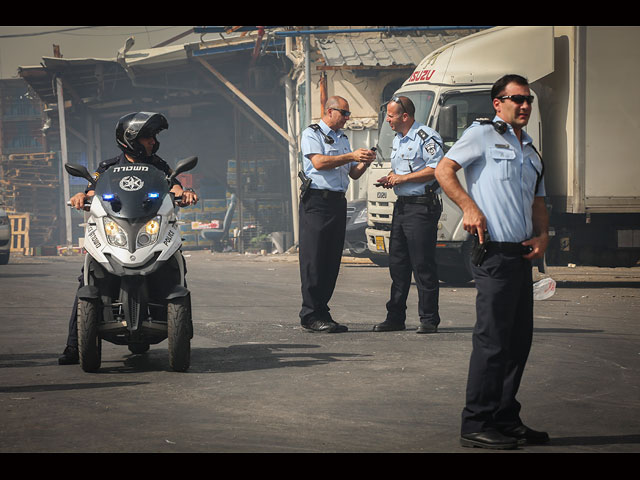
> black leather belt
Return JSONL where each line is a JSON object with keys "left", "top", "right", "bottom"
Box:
{"left": 308, "top": 189, "right": 345, "bottom": 199}
{"left": 486, "top": 242, "right": 532, "bottom": 256}
{"left": 397, "top": 195, "right": 434, "bottom": 204}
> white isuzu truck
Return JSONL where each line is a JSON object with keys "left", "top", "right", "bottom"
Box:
{"left": 365, "top": 26, "right": 640, "bottom": 282}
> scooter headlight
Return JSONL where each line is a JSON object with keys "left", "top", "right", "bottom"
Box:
{"left": 137, "top": 216, "right": 161, "bottom": 247}
{"left": 104, "top": 220, "right": 128, "bottom": 248}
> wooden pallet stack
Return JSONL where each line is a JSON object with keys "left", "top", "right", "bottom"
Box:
{"left": 8, "top": 213, "right": 29, "bottom": 253}
{"left": 0, "top": 152, "right": 60, "bottom": 251}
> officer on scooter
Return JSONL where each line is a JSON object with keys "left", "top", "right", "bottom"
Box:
{"left": 58, "top": 112, "right": 198, "bottom": 365}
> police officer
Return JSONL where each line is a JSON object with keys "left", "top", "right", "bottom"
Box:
{"left": 435, "top": 75, "right": 550, "bottom": 449}
{"left": 299, "top": 96, "right": 376, "bottom": 333}
{"left": 58, "top": 112, "right": 198, "bottom": 364}
{"left": 373, "top": 96, "right": 443, "bottom": 334}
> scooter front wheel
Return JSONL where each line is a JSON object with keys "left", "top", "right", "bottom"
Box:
{"left": 167, "top": 295, "right": 192, "bottom": 372}
{"left": 77, "top": 298, "right": 102, "bottom": 372}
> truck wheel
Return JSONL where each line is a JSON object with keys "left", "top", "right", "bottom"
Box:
{"left": 0, "top": 252, "right": 9, "bottom": 265}
{"left": 368, "top": 253, "right": 389, "bottom": 267}
{"left": 438, "top": 265, "right": 473, "bottom": 284}
{"left": 77, "top": 299, "right": 102, "bottom": 372}
{"left": 167, "top": 296, "right": 192, "bottom": 372}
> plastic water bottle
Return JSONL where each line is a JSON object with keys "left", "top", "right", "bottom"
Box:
{"left": 533, "top": 277, "right": 556, "bottom": 301}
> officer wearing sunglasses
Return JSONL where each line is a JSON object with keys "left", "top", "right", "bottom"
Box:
{"left": 435, "top": 74, "right": 550, "bottom": 449}
{"left": 298, "top": 96, "right": 376, "bottom": 333}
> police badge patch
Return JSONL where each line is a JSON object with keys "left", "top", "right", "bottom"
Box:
{"left": 417, "top": 129, "right": 437, "bottom": 155}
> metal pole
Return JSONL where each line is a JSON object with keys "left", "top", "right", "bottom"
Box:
{"left": 285, "top": 76, "right": 299, "bottom": 245}
{"left": 573, "top": 26, "right": 586, "bottom": 214}
{"left": 304, "top": 34, "right": 311, "bottom": 127}
{"left": 273, "top": 26, "right": 494, "bottom": 37}
{"left": 56, "top": 76, "right": 72, "bottom": 247}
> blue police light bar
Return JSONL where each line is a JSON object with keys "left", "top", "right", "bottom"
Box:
{"left": 147, "top": 192, "right": 160, "bottom": 198}
{"left": 102, "top": 193, "right": 115, "bottom": 201}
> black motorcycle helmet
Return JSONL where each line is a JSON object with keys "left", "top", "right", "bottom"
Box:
{"left": 115, "top": 112, "right": 168, "bottom": 159}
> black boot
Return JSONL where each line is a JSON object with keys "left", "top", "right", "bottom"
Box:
{"left": 372, "top": 319, "right": 406, "bottom": 332}
{"left": 58, "top": 346, "right": 79, "bottom": 365}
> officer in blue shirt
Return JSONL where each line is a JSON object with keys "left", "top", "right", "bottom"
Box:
{"left": 436, "top": 75, "right": 550, "bottom": 449}
{"left": 372, "top": 96, "right": 444, "bottom": 334}
{"left": 299, "top": 96, "right": 376, "bottom": 333}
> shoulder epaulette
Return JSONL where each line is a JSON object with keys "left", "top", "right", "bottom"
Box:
{"left": 307, "top": 123, "right": 334, "bottom": 144}
{"left": 474, "top": 118, "right": 508, "bottom": 134}
{"left": 98, "top": 156, "right": 119, "bottom": 169}
{"left": 417, "top": 127, "right": 444, "bottom": 153}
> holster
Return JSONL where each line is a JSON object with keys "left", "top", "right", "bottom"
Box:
{"left": 298, "top": 171, "right": 312, "bottom": 201}
{"left": 470, "top": 232, "right": 490, "bottom": 266}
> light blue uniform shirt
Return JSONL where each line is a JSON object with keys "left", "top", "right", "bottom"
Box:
{"left": 445, "top": 116, "right": 546, "bottom": 243}
{"left": 391, "top": 121, "right": 443, "bottom": 196}
{"left": 300, "top": 119, "right": 356, "bottom": 192}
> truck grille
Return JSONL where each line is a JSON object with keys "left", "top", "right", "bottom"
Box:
{"left": 372, "top": 222, "right": 391, "bottom": 231}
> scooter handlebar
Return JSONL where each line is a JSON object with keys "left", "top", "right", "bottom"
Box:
{"left": 67, "top": 197, "right": 93, "bottom": 210}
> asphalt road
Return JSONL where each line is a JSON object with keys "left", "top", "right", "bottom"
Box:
{"left": 1, "top": 250, "right": 639, "bottom": 453}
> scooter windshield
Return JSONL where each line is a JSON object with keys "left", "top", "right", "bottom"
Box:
{"left": 94, "top": 163, "right": 170, "bottom": 219}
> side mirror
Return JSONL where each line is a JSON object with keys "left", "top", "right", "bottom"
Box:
{"left": 169, "top": 156, "right": 198, "bottom": 182}
{"left": 65, "top": 163, "right": 96, "bottom": 187}
{"left": 438, "top": 104, "right": 458, "bottom": 143}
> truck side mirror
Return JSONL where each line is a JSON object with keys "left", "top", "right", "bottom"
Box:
{"left": 438, "top": 104, "right": 458, "bottom": 143}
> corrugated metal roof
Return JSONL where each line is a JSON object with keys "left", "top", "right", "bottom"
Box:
{"left": 315, "top": 33, "right": 468, "bottom": 68}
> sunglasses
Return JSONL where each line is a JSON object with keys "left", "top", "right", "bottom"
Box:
{"left": 391, "top": 95, "right": 407, "bottom": 113}
{"left": 331, "top": 108, "right": 351, "bottom": 117}
{"left": 497, "top": 94, "right": 534, "bottom": 105}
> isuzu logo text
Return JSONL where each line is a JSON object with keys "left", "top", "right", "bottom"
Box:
{"left": 407, "top": 69, "right": 436, "bottom": 83}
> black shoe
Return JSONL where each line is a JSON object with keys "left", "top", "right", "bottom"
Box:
{"left": 372, "top": 319, "right": 406, "bottom": 332}
{"left": 58, "top": 346, "right": 79, "bottom": 365}
{"left": 460, "top": 430, "right": 519, "bottom": 450}
{"left": 416, "top": 323, "right": 438, "bottom": 334}
{"left": 499, "top": 424, "right": 550, "bottom": 445}
{"left": 302, "top": 318, "right": 348, "bottom": 333}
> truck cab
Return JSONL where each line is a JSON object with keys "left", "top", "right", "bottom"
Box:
{"left": 365, "top": 26, "right": 551, "bottom": 281}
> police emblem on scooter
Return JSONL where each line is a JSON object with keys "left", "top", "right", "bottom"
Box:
{"left": 119, "top": 175, "right": 144, "bottom": 191}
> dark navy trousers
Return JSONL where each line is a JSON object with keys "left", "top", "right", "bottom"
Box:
{"left": 298, "top": 191, "right": 346, "bottom": 324}
{"left": 385, "top": 200, "right": 441, "bottom": 326}
{"left": 65, "top": 273, "right": 83, "bottom": 348}
{"left": 461, "top": 251, "right": 533, "bottom": 434}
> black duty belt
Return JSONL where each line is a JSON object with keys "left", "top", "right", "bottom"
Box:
{"left": 396, "top": 194, "right": 439, "bottom": 205}
{"left": 308, "top": 189, "right": 346, "bottom": 200}
{"left": 486, "top": 241, "right": 533, "bottom": 256}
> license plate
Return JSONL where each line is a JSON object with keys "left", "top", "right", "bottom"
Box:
{"left": 375, "top": 236, "right": 386, "bottom": 252}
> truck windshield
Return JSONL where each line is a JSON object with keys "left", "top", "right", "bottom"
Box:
{"left": 437, "top": 91, "right": 494, "bottom": 150}
{"left": 376, "top": 90, "right": 436, "bottom": 162}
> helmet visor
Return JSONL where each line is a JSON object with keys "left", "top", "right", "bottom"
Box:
{"left": 123, "top": 112, "right": 168, "bottom": 144}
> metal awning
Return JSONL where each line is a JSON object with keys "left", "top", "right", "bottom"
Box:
{"left": 18, "top": 57, "right": 129, "bottom": 110}
{"left": 16, "top": 35, "right": 268, "bottom": 116}
{"left": 314, "top": 33, "right": 472, "bottom": 69}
